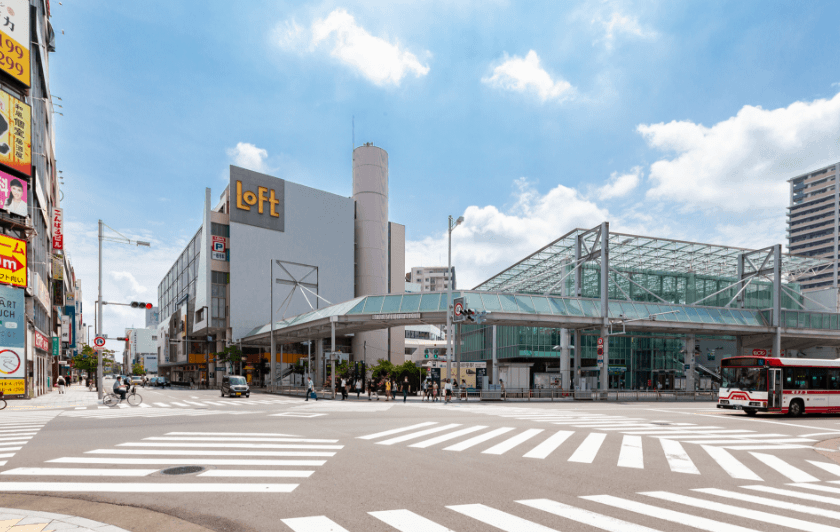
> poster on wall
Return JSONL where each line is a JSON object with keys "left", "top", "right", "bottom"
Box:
{"left": 0, "top": 0, "right": 30, "bottom": 87}
{"left": 0, "top": 169, "right": 25, "bottom": 217}
{"left": 0, "top": 283, "right": 25, "bottom": 394}
{"left": 0, "top": 233, "right": 25, "bottom": 287}
{"left": 0, "top": 91, "right": 30, "bottom": 176}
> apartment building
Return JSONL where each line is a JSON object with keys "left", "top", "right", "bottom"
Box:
{"left": 406, "top": 266, "right": 456, "bottom": 292}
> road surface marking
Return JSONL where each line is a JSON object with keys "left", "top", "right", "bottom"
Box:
{"left": 120, "top": 442, "right": 342, "bottom": 449}
{"left": 369, "top": 509, "right": 455, "bottom": 532}
{"left": 198, "top": 470, "right": 314, "bottom": 477}
{"left": 153, "top": 403, "right": 171, "bottom": 407}
{"left": 166, "top": 432, "right": 300, "bottom": 437}
{"left": 448, "top": 503, "right": 559, "bottom": 531}
{"left": 695, "top": 487, "right": 840, "bottom": 520}
{"left": 1, "top": 468, "right": 157, "bottom": 476}
{"left": 750, "top": 452, "right": 819, "bottom": 482}
{"left": 518, "top": 498, "right": 660, "bottom": 532}
{"left": 444, "top": 428, "right": 514, "bottom": 452}
{"left": 789, "top": 483, "right": 840, "bottom": 495}
{"left": 377, "top": 424, "right": 462, "bottom": 446}
{"left": 482, "top": 429, "right": 544, "bottom": 455}
{"left": 169, "top": 402, "right": 191, "bottom": 407}
{"left": 409, "top": 426, "right": 487, "bottom": 448}
{"left": 568, "top": 433, "right": 607, "bottom": 463}
{"left": 701, "top": 445, "right": 762, "bottom": 481}
{"left": 282, "top": 516, "right": 350, "bottom": 532}
{"left": 87, "top": 449, "right": 336, "bottom": 457}
{"left": 523, "top": 431, "right": 574, "bottom": 459}
{"left": 617, "top": 435, "right": 644, "bottom": 469}
{"left": 742, "top": 485, "right": 840, "bottom": 505}
{"left": 137, "top": 403, "right": 151, "bottom": 408}
{"left": 48, "top": 457, "right": 326, "bottom": 466}
{"left": 358, "top": 422, "right": 438, "bottom": 440}
{"left": 660, "top": 439, "right": 699, "bottom": 474}
{"left": 0, "top": 482, "right": 298, "bottom": 492}
{"left": 147, "top": 436, "right": 333, "bottom": 443}
{"left": 809, "top": 461, "right": 840, "bottom": 477}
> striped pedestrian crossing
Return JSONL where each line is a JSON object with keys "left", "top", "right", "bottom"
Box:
{"left": 68, "top": 398, "right": 300, "bottom": 412}
{"left": 278, "top": 483, "right": 840, "bottom": 531}
{"left": 358, "top": 421, "right": 838, "bottom": 483}
{"left": 0, "top": 411, "right": 61, "bottom": 467}
{"left": 0, "top": 430, "right": 342, "bottom": 493}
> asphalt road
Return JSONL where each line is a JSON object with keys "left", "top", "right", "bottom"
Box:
{"left": 5, "top": 386, "right": 840, "bottom": 531}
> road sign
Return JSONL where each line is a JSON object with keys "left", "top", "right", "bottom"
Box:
{"left": 597, "top": 337, "right": 604, "bottom": 346}
{"left": 94, "top": 336, "right": 106, "bottom": 347}
{"left": 453, "top": 297, "right": 465, "bottom": 322}
{"left": 752, "top": 349, "right": 767, "bottom": 356}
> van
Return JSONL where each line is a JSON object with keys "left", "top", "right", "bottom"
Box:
{"left": 221, "top": 375, "right": 250, "bottom": 398}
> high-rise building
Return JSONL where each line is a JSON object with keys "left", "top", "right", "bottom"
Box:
{"left": 406, "top": 266, "right": 456, "bottom": 292}
{"left": 788, "top": 162, "right": 840, "bottom": 291}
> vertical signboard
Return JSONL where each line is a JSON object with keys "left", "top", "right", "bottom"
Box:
{"left": 0, "top": 92, "right": 30, "bottom": 175}
{"left": 0, "top": 233, "right": 25, "bottom": 287}
{"left": 0, "top": 284, "right": 23, "bottom": 395}
{"left": 63, "top": 304, "right": 75, "bottom": 347}
{"left": 52, "top": 208, "right": 63, "bottom": 250}
{"left": 0, "top": 0, "right": 30, "bottom": 87}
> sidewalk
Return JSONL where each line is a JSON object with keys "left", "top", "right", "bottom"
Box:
{"left": 0, "top": 507, "right": 129, "bottom": 531}
{"left": 8, "top": 383, "right": 101, "bottom": 410}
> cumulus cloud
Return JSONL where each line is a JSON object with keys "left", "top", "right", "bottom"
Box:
{"left": 593, "top": 10, "right": 655, "bottom": 50}
{"left": 596, "top": 167, "right": 642, "bottom": 199}
{"left": 276, "top": 9, "right": 430, "bottom": 86}
{"left": 482, "top": 50, "right": 574, "bottom": 103}
{"left": 641, "top": 91, "right": 840, "bottom": 212}
{"left": 227, "top": 142, "right": 269, "bottom": 173}
{"left": 406, "top": 179, "right": 609, "bottom": 289}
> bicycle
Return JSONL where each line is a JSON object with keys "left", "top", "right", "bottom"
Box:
{"left": 103, "top": 385, "right": 142, "bottom": 407}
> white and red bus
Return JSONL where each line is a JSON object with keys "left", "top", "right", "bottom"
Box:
{"left": 717, "top": 355, "right": 840, "bottom": 416}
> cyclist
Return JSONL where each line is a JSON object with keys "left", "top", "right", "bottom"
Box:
{"left": 113, "top": 376, "right": 128, "bottom": 402}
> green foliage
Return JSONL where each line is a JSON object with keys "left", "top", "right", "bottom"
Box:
{"left": 367, "top": 359, "right": 425, "bottom": 390}
{"left": 72, "top": 344, "right": 112, "bottom": 374}
{"left": 213, "top": 345, "right": 243, "bottom": 365}
{"left": 131, "top": 363, "right": 145, "bottom": 376}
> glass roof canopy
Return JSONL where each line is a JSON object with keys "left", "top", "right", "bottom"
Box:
{"left": 475, "top": 228, "right": 833, "bottom": 294}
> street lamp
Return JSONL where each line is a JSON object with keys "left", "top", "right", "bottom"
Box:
{"left": 97, "top": 219, "right": 152, "bottom": 399}
{"left": 446, "top": 215, "right": 464, "bottom": 387}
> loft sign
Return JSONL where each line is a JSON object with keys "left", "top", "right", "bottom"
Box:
{"left": 229, "top": 167, "right": 285, "bottom": 232}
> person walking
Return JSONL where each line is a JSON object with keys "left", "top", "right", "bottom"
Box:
{"left": 355, "top": 378, "right": 362, "bottom": 399}
{"left": 340, "top": 377, "right": 348, "bottom": 400}
{"left": 432, "top": 381, "right": 439, "bottom": 402}
{"left": 385, "top": 378, "right": 392, "bottom": 401}
{"left": 306, "top": 376, "right": 316, "bottom": 401}
{"left": 422, "top": 379, "right": 428, "bottom": 402}
{"left": 444, "top": 378, "right": 452, "bottom": 404}
{"left": 500, "top": 379, "right": 506, "bottom": 401}
{"left": 402, "top": 376, "right": 409, "bottom": 403}
{"left": 461, "top": 378, "right": 468, "bottom": 401}
{"left": 57, "top": 375, "right": 66, "bottom": 394}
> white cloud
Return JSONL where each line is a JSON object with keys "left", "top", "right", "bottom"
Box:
{"left": 277, "top": 9, "right": 430, "bottom": 87}
{"left": 406, "top": 179, "right": 609, "bottom": 289}
{"left": 588, "top": 4, "right": 657, "bottom": 51}
{"left": 227, "top": 142, "right": 269, "bottom": 173}
{"left": 641, "top": 91, "right": 840, "bottom": 212}
{"left": 482, "top": 50, "right": 574, "bottom": 103}
{"left": 596, "top": 167, "right": 642, "bottom": 199}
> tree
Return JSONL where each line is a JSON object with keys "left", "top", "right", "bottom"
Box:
{"left": 131, "top": 363, "right": 145, "bottom": 376}
{"left": 214, "top": 345, "right": 244, "bottom": 375}
{"left": 72, "top": 345, "right": 113, "bottom": 389}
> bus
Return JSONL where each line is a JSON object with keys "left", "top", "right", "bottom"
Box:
{"left": 718, "top": 356, "right": 840, "bottom": 416}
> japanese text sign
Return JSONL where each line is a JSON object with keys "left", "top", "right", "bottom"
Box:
{"left": 52, "top": 208, "right": 62, "bottom": 250}
{"left": 0, "top": 233, "right": 25, "bottom": 287}
{"left": 0, "top": 91, "right": 29, "bottom": 175}
{"left": 0, "top": 1, "right": 30, "bottom": 87}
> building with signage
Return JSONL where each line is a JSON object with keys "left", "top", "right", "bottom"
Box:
{"left": 156, "top": 144, "right": 405, "bottom": 386}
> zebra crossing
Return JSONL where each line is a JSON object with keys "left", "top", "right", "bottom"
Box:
{"left": 0, "top": 431, "right": 343, "bottom": 493}
{"left": 358, "top": 421, "right": 831, "bottom": 482}
{"left": 0, "top": 411, "right": 61, "bottom": 467}
{"left": 279, "top": 482, "right": 840, "bottom": 531}
{"left": 59, "top": 407, "right": 265, "bottom": 419}
{"left": 69, "top": 397, "right": 300, "bottom": 411}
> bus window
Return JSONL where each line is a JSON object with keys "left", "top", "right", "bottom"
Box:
{"left": 784, "top": 368, "right": 808, "bottom": 389}
{"left": 829, "top": 369, "right": 840, "bottom": 390}
{"left": 809, "top": 368, "right": 827, "bottom": 389}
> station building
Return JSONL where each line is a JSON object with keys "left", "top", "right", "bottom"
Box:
{"left": 155, "top": 144, "right": 405, "bottom": 386}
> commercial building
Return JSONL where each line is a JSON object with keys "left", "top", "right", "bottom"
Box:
{"left": 788, "top": 161, "right": 840, "bottom": 291}
{"left": 406, "top": 267, "right": 456, "bottom": 292}
{"left": 156, "top": 144, "right": 404, "bottom": 386}
{"left": 123, "top": 328, "right": 157, "bottom": 374}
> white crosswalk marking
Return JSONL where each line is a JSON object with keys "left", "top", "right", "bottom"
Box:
{"left": 788, "top": 483, "right": 840, "bottom": 495}
{"left": 198, "top": 470, "right": 313, "bottom": 478}
{"left": 518, "top": 498, "right": 661, "bottom": 532}
{"left": 444, "top": 427, "right": 515, "bottom": 451}
{"left": 660, "top": 439, "right": 699, "bottom": 474}
{"left": 523, "top": 431, "right": 574, "bottom": 459}
{"left": 642, "top": 491, "right": 840, "bottom": 532}
{"left": 695, "top": 487, "right": 840, "bottom": 520}
{"left": 448, "top": 503, "right": 559, "bottom": 531}
{"left": 582, "top": 494, "right": 762, "bottom": 532}
{"left": 358, "top": 422, "right": 438, "bottom": 440}
{"left": 701, "top": 445, "right": 762, "bottom": 481}
{"left": 617, "top": 435, "right": 644, "bottom": 469}
{"left": 170, "top": 402, "right": 190, "bottom": 406}
{"left": 137, "top": 403, "right": 151, "bottom": 408}
{"left": 87, "top": 449, "right": 335, "bottom": 457}
{"left": 482, "top": 429, "right": 543, "bottom": 455}
{"left": 2, "top": 468, "right": 157, "bottom": 476}
{"left": 750, "top": 452, "right": 819, "bottom": 482}
{"left": 409, "top": 426, "right": 487, "bottom": 448}
{"left": 809, "top": 461, "right": 840, "bottom": 477}
{"left": 282, "top": 515, "right": 350, "bottom": 532}
{"left": 568, "top": 433, "right": 607, "bottom": 463}
{"left": 0, "top": 483, "right": 297, "bottom": 493}
{"left": 369, "top": 509, "right": 455, "bottom": 532}
{"left": 742, "top": 485, "right": 840, "bottom": 506}
{"left": 49, "top": 457, "right": 326, "bottom": 466}
{"left": 153, "top": 403, "right": 170, "bottom": 407}
{"left": 377, "top": 424, "right": 462, "bottom": 446}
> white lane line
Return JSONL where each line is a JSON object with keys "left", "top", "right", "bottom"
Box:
{"left": 518, "top": 498, "right": 660, "bottom": 532}
{"left": 751, "top": 452, "right": 819, "bottom": 482}
{"left": 120, "top": 442, "right": 342, "bottom": 449}
{"left": 169, "top": 402, "right": 190, "bottom": 407}
{"left": 377, "top": 424, "right": 462, "bottom": 446}
{"left": 568, "top": 433, "right": 607, "bottom": 463}
{"left": 701, "top": 445, "right": 762, "bottom": 481}
{"left": 811, "top": 461, "right": 840, "bottom": 477}
{"left": 482, "top": 429, "right": 544, "bottom": 455}
{"left": 48, "top": 457, "right": 326, "bottom": 466}
{"left": 153, "top": 403, "right": 171, "bottom": 408}
{"left": 742, "top": 485, "right": 840, "bottom": 505}
{"left": 723, "top": 445, "right": 813, "bottom": 451}
{"left": 0, "top": 435, "right": 32, "bottom": 441}
{"left": 617, "top": 435, "right": 644, "bottom": 469}
{"left": 165, "top": 432, "right": 300, "bottom": 437}
{"left": 358, "top": 422, "right": 438, "bottom": 440}
{"left": 583, "top": 494, "right": 762, "bottom": 532}
{"left": 622, "top": 430, "right": 754, "bottom": 436}
{"left": 695, "top": 487, "right": 840, "bottom": 520}
{"left": 523, "top": 431, "right": 574, "bottom": 459}
{"left": 448, "top": 503, "right": 559, "bottom": 531}
{"left": 642, "top": 491, "right": 840, "bottom": 532}
{"left": 660, "top": 439, "right": 699, "bottom": 474}
{"left": 692, "top": 438, "right": 816, "bottom": 445}
{"left": 409, "top": 426, "right": 488, "bottom": 449}
{"left": 198, "top": 470, "right": 314, "bottom": 478}
{"left": 1, "top": 468, "right": 157, "bottom": 476}
{"left": 0, "top": 447, "right": 23, "bottom": 452}
{"left": 370, "top": 509, "right": 455, "bottom": 532}
{"left": 0, "top": 482, "right": 298, "bottom": 492}
{"left": 201, "top": 401, "right": 225, "bottom": 406}
{"left": 444, "top": 428, "right": 515, "bottom": 452}
{"left": 137, "top": 403, "right": 151, "bottom": 408}
{"left": 88, "top": 449, "right": 335, "bottom": 457}
{"left": 282, "top": 516, "right": 350, "bottom": 532}
{"left": 182, "top": 401, "right": 205, "bottom": 406}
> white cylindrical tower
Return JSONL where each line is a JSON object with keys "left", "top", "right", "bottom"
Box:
{"left": 352, "top": 144, "right": 389, "bottom": 365}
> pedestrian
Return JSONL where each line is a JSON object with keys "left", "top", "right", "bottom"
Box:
{"left": 444, "top": 378, "right": 452, "bottom": 404}
{"left": 402, "top": 376, "right": 409, "bottom": 403}
{"left": 461, "top": 378, "right": 468, "bottom": 401}
{"left": 385, "top": 378, "right": 391, "bottom": 401}
{"left": 391, "top": 379, "right": 397, "bottom": 401}
{"left": 432, "top": 381, "right": 439, "bottom": 402}
{"left": 57, "top": 375, "right": 65, "bottom": 394}
{"left": 422, "top": 379, "right": 428, "bottom": 402}
{"left": 500, "top": 379, "right": 506, "bottom": 401}
{"left": 306, "top": 376, "right": 316, "bottom": 401}
{"left": 340, "top": 377, "right": 348, "bottom": 400}
{"left": 355, "top": 378, "right": 361, "bottom": 399}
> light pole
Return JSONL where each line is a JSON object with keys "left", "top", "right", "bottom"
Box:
{"left": 96, "top": 219, "right": 151, "bottom": 399}
{"left": 446, "top": 215, "right": 464, "bottom": 387}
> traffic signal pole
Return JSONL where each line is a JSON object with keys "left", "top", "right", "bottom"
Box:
{"left": 97, "top": 220, "right": 103, "bottom": 400}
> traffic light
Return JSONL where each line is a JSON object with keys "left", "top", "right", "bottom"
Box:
{"left": 464, "top": 308, "right": 477, "bottom": 323}
{"left": 130, "top": 302, "right": 153, "bottom": 309}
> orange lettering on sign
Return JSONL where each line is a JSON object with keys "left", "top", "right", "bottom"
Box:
{"left": 236, "top": 180, "right": 249, "bottom": 211}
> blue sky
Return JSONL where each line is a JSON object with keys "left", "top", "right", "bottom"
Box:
{"left": 49, "top": 0, "right": 840, "bottom": 343}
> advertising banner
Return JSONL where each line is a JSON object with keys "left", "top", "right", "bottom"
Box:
{"left": 52, "top": 255, "right": 62, "bottom": 280}
{"left": 0, "top": 233, "right": 25, "bottom": 287}
{"left": 0, "top": 0, "right": 30, "bottom": 87}
{"left": 0, "top": 169, "right": 25, "bottom": 217}
{"left": 33, "top": 329, "right": 47, "bottom": 351}
{"left": 0, "top": 91, "right": 30, "bottom": 175}
{"left": 0, "top": 284, "right": 22, "bottom": 348}
{"left": 0, "top": 377, "right": 23, "bottom": 395}
{"left": 52, "top": 208, "right": 63, "bottom": 250}
{"left": 63, "top": 304, "right": 75, "bottom": 346}
{"left": 60, "top": 314, "right": 70, "bottom": 342}
{"left": 50, "top": 336, "right": 58, "bottom": 357}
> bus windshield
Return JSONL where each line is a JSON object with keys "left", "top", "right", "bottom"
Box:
{"left": 721, "top": 367, "right": 766, "bottom": 392}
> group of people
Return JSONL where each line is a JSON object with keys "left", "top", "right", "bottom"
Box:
{"left": 420, "top": 378, "right": 470, "bottom": 403}
{"left": 304, "top": 375, "right": 415, "bottom": 402}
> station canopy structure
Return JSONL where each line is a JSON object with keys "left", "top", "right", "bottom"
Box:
{"left": 242, "top": 223, "right": 840, "bottom": 352}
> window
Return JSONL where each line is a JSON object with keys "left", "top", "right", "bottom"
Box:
{"left": 784, "top": 367, "right": 809, "bottom": 390}
{"left": 809, "top": 367, "right": 827, "bottom": 389}
{"left": 211, "top": 223, "right": 230, "bottom": 237}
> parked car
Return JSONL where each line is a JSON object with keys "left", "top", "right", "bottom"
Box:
{"left": 221, "top": 375, "right": 250, "bottom": 398}
{"left": 130, "top": 376, "right": 143, "bottom": 386}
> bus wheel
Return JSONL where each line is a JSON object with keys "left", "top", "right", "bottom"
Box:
{"left": 788, "top": 399, "right": 804, "bottom": 417}
{"left": 744, "top": 408, "right": 757, "bottom": 416}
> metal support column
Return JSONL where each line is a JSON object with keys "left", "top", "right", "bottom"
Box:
{"left": 270, "top": 261, "right": 275, "bottom": 388}
{"left": 330, "top": 318, "right": 336, "bottom": 400}
{"left": 97, "top": 220, "right": 103, "bottom": 399}
{"left": 600, "top": 221, "right": 610, "bottom": 391}
{"left": 491, "top": 325, "right": 498, "bottom": 384}
{"left": 773, "top": 244, "right": 782, "bottom": 357}
{"left": 574, "top": 330, "right": 581, "bottom": 391}
{"left": 684, "top": 334, "right": 695, "bottom": 391}
{"left": 834, "top": 167, "right": 839, "bottom": 289}
{"left": 456, "top": 323, "right": 461, "bottom": 390}
{"left": 315, "top": 340, "right": 324, "bottom": 387}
